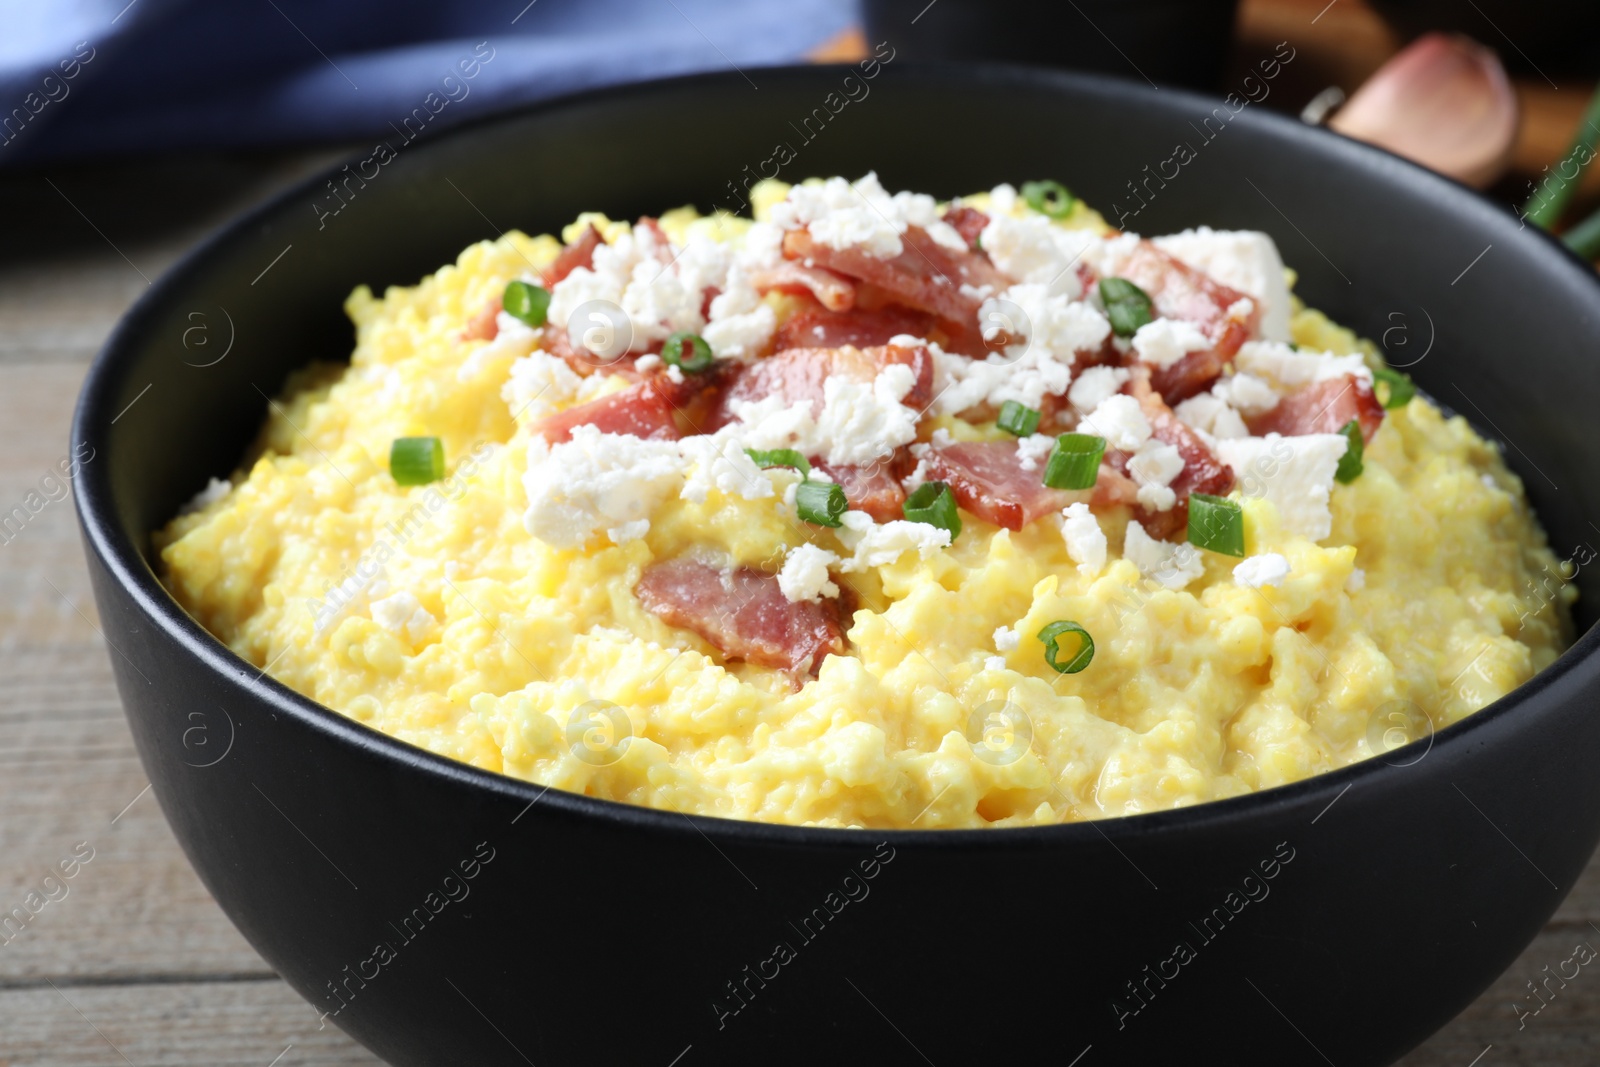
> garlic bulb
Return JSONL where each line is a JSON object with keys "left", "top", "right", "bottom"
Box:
{"left": 1330, "top": 33, "right": 1518, "bottom": 188}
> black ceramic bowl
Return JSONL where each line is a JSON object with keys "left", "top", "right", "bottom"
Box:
{"left": 73, "top": 65, "right": 1600, "bottom": 1066}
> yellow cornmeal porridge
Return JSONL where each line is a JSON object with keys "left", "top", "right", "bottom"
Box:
{"left": 157, "top": 176, "right": 1574, "bottom": 828}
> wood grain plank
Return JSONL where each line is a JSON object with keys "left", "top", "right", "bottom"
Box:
{"left": 0, "top": 364, "right": 271, "bottom": 983}
{"left": 0, "top": 980, "right": 380, "bottom": 1067}
{"left": 0, "top": 256, "right": 159, "bottom": 365}
{"left": 1399, "top": 928, "right": 1600, "bottom": 1065}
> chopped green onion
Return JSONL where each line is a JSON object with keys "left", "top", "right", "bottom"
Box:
{"left": 1043, "top": 433, "right": 1106, "bottom": 491}
{"left": 390, "top": 436, "right": 445, "bottom": 486}
{"left": 1523, "top": 81, "right": 1600, "bottom": 229}
{"left": 1334, "top": 419, "right": 1364, "bottom": 484}
{"left": 1038, "top": 620, "right": 1094, "bottom": 674}
{"left": 1187, "top": 493, "right": 1245, "bottom": 557}
{"left": 662, "top": 332, "right": 713, "bottom": 373}
{"left": 1021, "top": 180, "right": 1075, "bottom": 220}
{"left": 795, "top": 481, "right": 847, "bottom": 527}
{"left": 502, "top": 280, "right": 550, "bottom": 328}
{"left": 1098, "top": 277, "right": 1154, "bottom": 338}
{"left": 1564, "top": 202, "right": 1600, "bottom": 260}
{"left": 1372, "top": 367, "right": 1415, "bottom": 409}
{"left": 746, "top": 448, "right": 811, "bottom": 478}
{"left": 903, "top": 481, "right": 961, "bottom": 541}
{"left": 996, "top": 400, "right": 1041, "bottom": 437}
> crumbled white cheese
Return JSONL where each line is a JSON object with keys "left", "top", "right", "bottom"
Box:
{"left": 1123, "top": 520, "right": 1206, "bottom": 591}
{"left": 633, "top": 354, "right": 663, "bottom": 373}
{"left": 935, "top": 285, "right": 1110, "bottom": 414}
{"left": 730, "top": 364, "right": 920, "bottom": 466}
{"left": 502, "top": 349, "right": 595, "bottom": 420}
{"left": 993, "top": 625, "right": 1021, "bottom": 653}
{"left": 778, "top": 543, "right": 841, "bottom": 602}
{"left": 1131, "top": 318, "right": 1210, "bottom": 370}
{"left": 679, "top": 435, "right": 776, "bottom": 504}
{"left": 768, "top": 173, "right": 965, "bottom": 258}
{"left": 1153, "top": 228, "right": 1293, "bottom": 342}
{"left": 1234, "top": 341, "right": 1371, "bottom": 389}
{"left": 369, "top": 591, "right": 438, "bottom": 644}
{"left": 1081, "top": 394, "right": 1151, "bottom": 451}
{"left": 1015, "top": 433, "right": 1057, "bottom": 472}
{"left": 1061, "top": 502, "right": 1107, "bottom": 575}
{"left": 460, "top": 310, "right": 540, "bottom": 382}
{"left": 179, "top": 477, "right": 232, "bottom": 515}
{"left": 978, "top": 213, "right": 1101, "bottom": 297}
{"left": 494, "top": 309, "right": 539, "bottom": 344}
{"left": 836, "top": 510, "right": 951, "bottom": 571}
{"left": 737, "top": 221, "right": 786, "bottom": 271}
{"left": 984, "top": 655, "right": 1008, "bottom": 672}
{"left": 607, "top": 519, "right": 650, "bottom": 544}
{"left": 547, "top": 221, "right": 728, "bottom": 358}
{"left": 900, "top": 444, "right": 934, "bottom": 493}
{"left": 1347, "top": 567, "right": 1366, "bottom": 592}
{"left": 1128, "top": 438, "right": 1184, "bottom": 511}
{"left": 702, "top": 267, "right": 777, "bottom": 360}
{"left": 1233, "top": 553, "right": 1291, "bottom": 588}
{"left": 1216, "top": 432, "right": 1350, "bottom": 542}
{"left": 815, "top": 364, "right": 921, "bottom": 464}
{"left": 983, "top": 284, "right": 1112, "bottom": 362}
{"left": 1211, "top": 372, "right": 1280, "bottom": 417}
{"left": 521, "top": 425, "right": 686, "bottom": 549}
{"left": 1079, "top": 232, "right": 1143, "bottom": 279}
{"left": 987, "top": 183, "right": 1020, "bottom": 216}
{"left": 1173, "top": 392, "right": 1249, "bottom": 440}
{"left": 1067, "top": 365, "right": 1130, "bottom": 415}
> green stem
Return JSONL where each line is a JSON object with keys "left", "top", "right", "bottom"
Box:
{"left": 1523, "top": 81, "right": 1600, "bottom": 229}
{"left": 1562, "top": 203, "right": 1600, "bottom": 260}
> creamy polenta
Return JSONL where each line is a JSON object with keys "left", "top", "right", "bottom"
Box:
{"left": 157, "top": 176, "right": 1574, "bottom": 828}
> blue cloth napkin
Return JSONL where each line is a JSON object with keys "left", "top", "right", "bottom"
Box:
{"left": 0, "top": 0, "right": 857, "bottom": 166}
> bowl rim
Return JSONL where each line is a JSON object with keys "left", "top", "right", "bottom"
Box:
{"left": 72, "top": 60, "right": 1600, "bottom": 849}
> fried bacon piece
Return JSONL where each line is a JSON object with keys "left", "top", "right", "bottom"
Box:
{"left": 782, "top": 225, "right": 1007, "bottom": 348}
{"left": 772, "top": 305, "right": 939, "bottom": 353}
{"left": 718, "top": 343, "right": 935, "bottom": 420}
{"left": 1245, "top": 374, "right": 1385, "bottom": 443}
{"left": 534, "top": 380, "right": 682, "bottom": 444}
{"left": 534, "top": 363, "right": 736, "bottom": 443}
{"left": 941, "top": 204, "right": 990, "bottom": 249}
{"left": 636, "top": 557, "right": 850, "bottom": 677}
{"left": 462, "top": 296, "right": 502, "bottom": 341}
{"left": 812, "top": 457, "right": 909, "bottom": 524}
{"left": 750, "top": 261, "right": 856, "bottom": 311}
{"left": 1122, "top": 372, "right": 1237, "bottom": 539}
{"left": 544, "top": 223, "right": 606, "bottom": 286}
{"left": 460, "top": 224, "right": 607, "bottom": 343}
{"left": 921, "top": 441, "right": 1073, "bottom": 531}
{"left": 1112, "top": 241, "right": 1260, "bottom": 404}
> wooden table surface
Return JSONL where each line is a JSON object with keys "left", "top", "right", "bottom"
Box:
{"left": 3, "top": 11, "right": 1599, "bottom": 1064}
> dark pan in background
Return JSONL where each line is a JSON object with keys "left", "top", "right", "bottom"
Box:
{"left": 863, "top": 0, "right": 1243, "bottom": 89}
{"left": 1368, "top": 0, "right": 1600, "bottom": 77}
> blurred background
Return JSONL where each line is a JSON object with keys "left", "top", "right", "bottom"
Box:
{"left": 1, "top": 1, "right": 1597, "bottom": 1064}
{"left": 5, "top": 0, "right": 1600, "bottom": 250}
